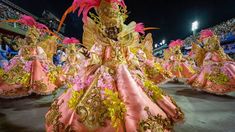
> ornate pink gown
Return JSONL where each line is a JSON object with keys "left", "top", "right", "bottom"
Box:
{"left": 163, "top": 55, "right": 195, "bottom": 80}
{"left": 188, "top": 52, "right": 235, "bottom": 94}
{"left": 45, "top": 44, "right": 184, "bottom": 132}
{"left": 0, "top": 46, "right": 59, "bottom": 98}
{"left": 135, "top": 50, "right": 173, "bottom": 85}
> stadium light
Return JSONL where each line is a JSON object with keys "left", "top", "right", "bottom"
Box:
{"left": 154, "top": 43, "right": 158, "bottom": 48}
{"left": 192, "top": 21, "right": 199, "bottom": 34}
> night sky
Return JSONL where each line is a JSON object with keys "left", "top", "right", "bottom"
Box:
{"left": 9, "top": 0, "right": 235, "bottom": 44}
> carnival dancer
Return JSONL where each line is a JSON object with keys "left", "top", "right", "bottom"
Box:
{"left": 163, "top": 39, "right": 195, "bottom": 82}
{"left": 45, "top": 0, "right": 184, "bottom": 131}
{"left": 188, "top": 29, "right": 235, "bottom": 95}
{"left": 0, "top": 15, "right": 62, "bottom": 98}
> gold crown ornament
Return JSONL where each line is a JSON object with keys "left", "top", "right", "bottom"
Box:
{"left": 25, "top": 27, "right": 41, "bottom": 45}
{"left": 203, "top": 35, "right": 220, "bottom": 52}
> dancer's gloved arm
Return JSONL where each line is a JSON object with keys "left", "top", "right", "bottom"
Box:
{"left": 203, "top": 52, "right": 213, "bottom": 65}
{"left": 89, "top": 43, "right": 102, "bottom": 65}
{"left": 36, "top": 46, "right": 47, "bottom": 60}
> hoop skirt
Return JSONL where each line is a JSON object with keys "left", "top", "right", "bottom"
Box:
{"left": 45, "top": 44, "right": 184, "bottom": 132}
{"left": 144, "top": 62, "right": 173, "bottom": 85}
{"left": 188, "top": 52, "right": 235, "bottom": 94}
{"left": 0, "top": 46, "right": 61, "bottom": 98}
{"left": 163, "top": 56, "right": 195, "bottom": 80}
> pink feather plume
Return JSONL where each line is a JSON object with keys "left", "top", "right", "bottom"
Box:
{"left": 57, "top": 0, "right": 126, "bottom": 31}
{"left": 71, "top": 0, "right": 126, "bottom": 23}
{"left": 106, "top": 0, "right": 126, "bottom": 7}
{"left": 35, "top": 23, "right": 48, "bottom": 30}
{"left": 169, "top": 39, "right": 184, "bottom": 48}
{"left": 63, "top": 37, "right": 80, "bottom": 44}
{"left": 17, "top": 15, "right": 37, "bottom": 27}
{"left": 135, "top": 23, "right": 145, "bottom": 34}
{"left": 17, "top": 15, "right": 48, "bottom": 30}
{"left": 200, "top": 29, "right": 214, "bottom": 40}
{"left": 72, "top": 0, "right": 100, "bottom": 23}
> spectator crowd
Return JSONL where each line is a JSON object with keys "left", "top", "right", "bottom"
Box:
{"left": 184, "top": 18, "right": 235, "bottom": 47}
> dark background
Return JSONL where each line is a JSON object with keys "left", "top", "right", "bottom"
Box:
{"left": 9, "top": 0, "right": 235, "bottom": 44}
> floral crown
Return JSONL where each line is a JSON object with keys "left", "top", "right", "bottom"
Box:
{"left": 199, "top": 29, "right": 214, "bottom": 41}
{"left": 169, "top": 39, "right": 184, "bottom": 48}
{"left": 62, "top": 37, "right": 80, "bottom": 52}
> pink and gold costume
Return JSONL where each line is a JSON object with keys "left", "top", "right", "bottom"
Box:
{"left": 45, "top": 0, "right": 184, "bottom": 131}
{"left": 188, "top": 29, "right": 235, "bottom": 95}
{"left": 0, "top": 16, "right": 61, "bottom": 98}
{"left": 163, "top": 40, "right": 195, "bottom": 80}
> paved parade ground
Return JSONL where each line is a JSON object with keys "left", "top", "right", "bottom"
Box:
{"left": 0, "top": 82, "right": 235, "bottom": 132}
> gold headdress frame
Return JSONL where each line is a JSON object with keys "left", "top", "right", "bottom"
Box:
{"left": 169, "top": 45, "right": 182, "bottom": 54}
{"left": 139, "top": 33, "right": 153, "bottom": 59}
{"left": 26, "top": 27, "right": 40, "bottom": 37}
{"left": 203, "top": 35, "right": 231, "bottom": 60}
{"left": 95, "top": 0, "right": 127, "bottom": 29}
{"left": 203, "top": 35, "right": 220, "bottom": 51}
{"left": 191, "top": 42, "right": 206, "bottom": 67}
{"left": 25, "top": 26, "right": 41, "bottom": 44}
{"left": 38, "top": 35, "right": 58, "bottom": 61}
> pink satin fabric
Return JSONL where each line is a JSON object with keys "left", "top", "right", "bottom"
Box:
{"left": 0, "top": 47, "right": 58, "bottom": 98}
{"left": 45, "top": 64, "right": 183, "bottom": 131}
{"left": 31, "top": 59, "right": 56, "bottom": 94}
{"left": 188, "top": 52, "right": 235, "bottom": 94}
{"left": 164, "top": 59, "right": 194, "bottom": 79}
{"left": 116, "top": 64, "right": 169, "bottom": 131}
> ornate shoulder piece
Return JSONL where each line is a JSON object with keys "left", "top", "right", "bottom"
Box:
{"left": 192, "top": 42, "right": 206, "bottom": 67}
{"left": 82, "top": 18, "right": 97, "bottom": 50}
{"left": 141, "top": 33, "right": 153, "bottom": 59}
{"left": 117, "top": 21, "right": 136, "bottom": 39}
{"left": 38, "top": 36, "right": 58, "bottom": 60}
